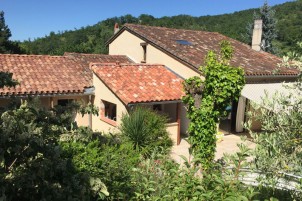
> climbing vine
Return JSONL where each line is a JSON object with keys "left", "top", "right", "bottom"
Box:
{"left": 182, "top": 41, "right": 245, "bottom": 170}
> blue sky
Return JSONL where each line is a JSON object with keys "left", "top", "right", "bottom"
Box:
{"left": 1, "top": 0, "right": 292, "bottom": 41}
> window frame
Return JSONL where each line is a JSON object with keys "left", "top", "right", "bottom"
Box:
{"left": 100, "top": 100, "right": 117, "bottom": 126}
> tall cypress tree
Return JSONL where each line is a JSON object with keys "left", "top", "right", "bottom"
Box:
{"left": 0, "top": 11, "right": 12, "bottom": 53}
{"left": 243, "top": 1, "right": 277, "bottom": 54}
{"left": 259, "top": 1, "right": 277, "bottom": 53}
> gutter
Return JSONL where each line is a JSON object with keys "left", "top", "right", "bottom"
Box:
{"left": 0, "top": 87, "right": 95, "bottom": 99}
{"left": 245, "top": 74, "right": 299, "bottom": 83}
{"left": 127, "top": 100, "right": 182, "bottom": 107}
{"left": 245, "top": 74, "right": 299, "bottom": 79}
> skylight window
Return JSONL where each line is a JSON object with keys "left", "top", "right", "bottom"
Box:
{"left": 175, "top": 40, "right": 192, "bottom": 45}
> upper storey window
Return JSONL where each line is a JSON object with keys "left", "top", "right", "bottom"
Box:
{"left": 140, "top": 42, "right": 147, "bottom": 63}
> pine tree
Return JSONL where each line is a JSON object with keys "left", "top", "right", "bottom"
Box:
{"left": 243, "top": 1, "right": 277, "bottom": 54}
{"left": 0, "top": 11, "right": 12, "bottom": 53}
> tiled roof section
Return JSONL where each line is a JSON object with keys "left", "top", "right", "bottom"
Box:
{"left": 64, "top": 52, "right": 133, "bottom": 67}
{"left": 0, "top": 54, "right": 92, "bottom": 96}
{"left": 91, "top": 63, "right": 184, "bottom": 105}
{"left": 120, "top": 24, "right": 299, "bottom": 76}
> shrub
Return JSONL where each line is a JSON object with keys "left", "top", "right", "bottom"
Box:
{"left": 61, "top": 138, "right": 140, "bottom": 200}
{"left": 120, "top": 106, "right": 172, "bottom": 156}
{"left": 0, "top": 100, "right": 107, "bottom": 201}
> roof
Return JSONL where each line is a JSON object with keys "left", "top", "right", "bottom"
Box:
{"left": 0, "top": 54, "right": 92, "bottom": 96}
{"left": 64, "top": 52, "right": 133, "bottom": 67}
{"left": 91, "top": 63, "right": 184, "bottom": 105}
{"left": 241, "top": 83, "right": 294, "bottom": 104}
{"left": 107, "top": 24, "right": 300, "bottom": 77}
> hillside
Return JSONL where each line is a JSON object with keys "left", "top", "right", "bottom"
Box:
{"left": 20, "top": 1, "right": 302, "bottom": 56}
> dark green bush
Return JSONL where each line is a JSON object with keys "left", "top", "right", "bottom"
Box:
{"left": 120, "top": 106, "right": 172, "bottom": 156}
{"left": 61, "top": 139, "right": 140, "bottom": 200}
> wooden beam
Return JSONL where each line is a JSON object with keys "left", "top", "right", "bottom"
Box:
{"left": 176, "top": 103, "right": 181, "bottom": 145}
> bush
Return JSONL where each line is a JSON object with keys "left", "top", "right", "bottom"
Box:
{"left": 61, "top": 138, "right": 140, "bottom": 200}
{"left": 0, "top": 100, "right": 107, "bottom": 201}
{"left": 120, "top": 106, "right": 172, "bottom": 156}
{"left": 131, "top": 143, "right": 259, "bottom": 200}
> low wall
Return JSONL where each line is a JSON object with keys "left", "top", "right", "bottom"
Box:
{"left": 166, "top": 122, "right": 179, "bottom": 145}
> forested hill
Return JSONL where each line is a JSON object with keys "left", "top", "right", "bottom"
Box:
{"left": 20, "top": 0, "right": 302, "bottom": 56}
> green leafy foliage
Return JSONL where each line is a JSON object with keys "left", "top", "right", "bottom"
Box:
{"left": 0, "top": 11, "right": 11, "bottom": 53}
{"left": 131, "top": 144, "right": 259, "bottom": 201}
{"left": 0, "top": 99, "right": 107, "bottom": 201}
{"left": 246, "top": 42, "right": 302, "bottom": 199}
{"left": 0, "top": 72, "right": 18, "bottom": 88}
{"left": 182, "top": 41, "right": 245, "bottom": 170}
{"left": 61, "top": 139, "right": 140, "bottom": 200}
{"left": 0, "top": 11, "right": 23, "bottom": 53}
{"left": 120, "top": 106, "right": 172, "bottom": 157}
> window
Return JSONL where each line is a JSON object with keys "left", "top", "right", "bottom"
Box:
{"left": 101, "top": 100, "right": 117, "bottom": 121}
{"left": 153, "top": 104, "right": 162, "bottom": 111}
{"left": 140, "top": 42, "right": 147, "bottom": 63}
{"left": 175, "top": 40, "right": 192, "bottom": 45}
{"left": 57, "top": 99, "right": 73, "bottom": 106}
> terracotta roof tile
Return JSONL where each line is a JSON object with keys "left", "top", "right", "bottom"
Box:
{"left": 115, "top": 24, "right": 299, "bottom": 77}
{"left": 64, "top": 52, "right": 133, "bottom": 66}
{"left": 0, "top": 54, "right": 92, "bottom": 96}
{"left": 91, "top": 63, "right": 184, "bottom": 105}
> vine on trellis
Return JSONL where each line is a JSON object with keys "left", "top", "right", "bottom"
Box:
{"left": 182, "top": 41, "right": 245, "bottom": 170}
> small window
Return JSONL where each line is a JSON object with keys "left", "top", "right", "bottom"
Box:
{"left": 103, "top": 100, "right": 117, "bottom": 121}
{"left": 57, "top": 99, "right": 73, "bottom": 106}
{"left": 153, "top": 104, "right": 162, "bottom": 111}
{"left": 140, "top": 42, "right": 147, "bottom": 63}
{"left": 175, "top": 40, "right": 192, "bottom": 45}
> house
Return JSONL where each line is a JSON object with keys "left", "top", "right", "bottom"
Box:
{"left": 0, "top": 53, "right": 133, "bottom": 129}
{"left": 0, "top": 23, "right": 300, "bottom": 145}
{"left": 90, "top": 62, "right": 184, "bottom": 144}
{"left": 106, "top": 23, "right": 300, "bottom": 133}
{"left": 0, "top": 54, "right": 93, "bottom": 126}
{"left": 0, "top": 53, "right": 184, "bottom": 144}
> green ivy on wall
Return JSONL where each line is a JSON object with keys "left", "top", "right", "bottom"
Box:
{"left": 182, "top": 41, "right": 245, "bottom": 170}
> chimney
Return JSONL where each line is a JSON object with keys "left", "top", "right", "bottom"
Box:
{"left": 114, "top": 23, "right": 119, "bottom": 34}
{"left": 252, "top": 20, "right": 263, "bottom": 51}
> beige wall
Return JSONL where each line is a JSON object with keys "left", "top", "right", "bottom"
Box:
{"left": 109, "top": 30, "right": 145, "bottom": 63}
{"left": 92, "top": 74, "right": 128, "bottom": 133}
{"left": 51, "top": 95, "right": 90, "bottom": 127}
{"left": 0, "top": 95, "right": 90, "bottom": 128}
{"left": 147, "top": 45, "right": 200, "bottom": 79}
{"left": 166, "top": 122, "right": 179, "bottom": 145}
{"left": 109, "top": 30, "right": 201, "bottom": 79}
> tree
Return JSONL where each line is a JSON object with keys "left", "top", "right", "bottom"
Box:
{"left": 0, "top": 11, "right": 12, "bottom": 53}
{"left": 182, "top": 41, "right": 245, "bottom": 170}
{"left": 244, "top": 1, "right": 278, "bottom": 54}
{"left": 0, "top": 11, "right": 23, "bottom": 54}
{"left": 0, "top": 72, "right": 18, "bottom": 88}
{"left": 247, "top": 42, "right": 302, "bottom": 199}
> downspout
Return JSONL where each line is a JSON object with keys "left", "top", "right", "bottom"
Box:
{"left": 88, "top": 95, "right": 92, "bottom": 129}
